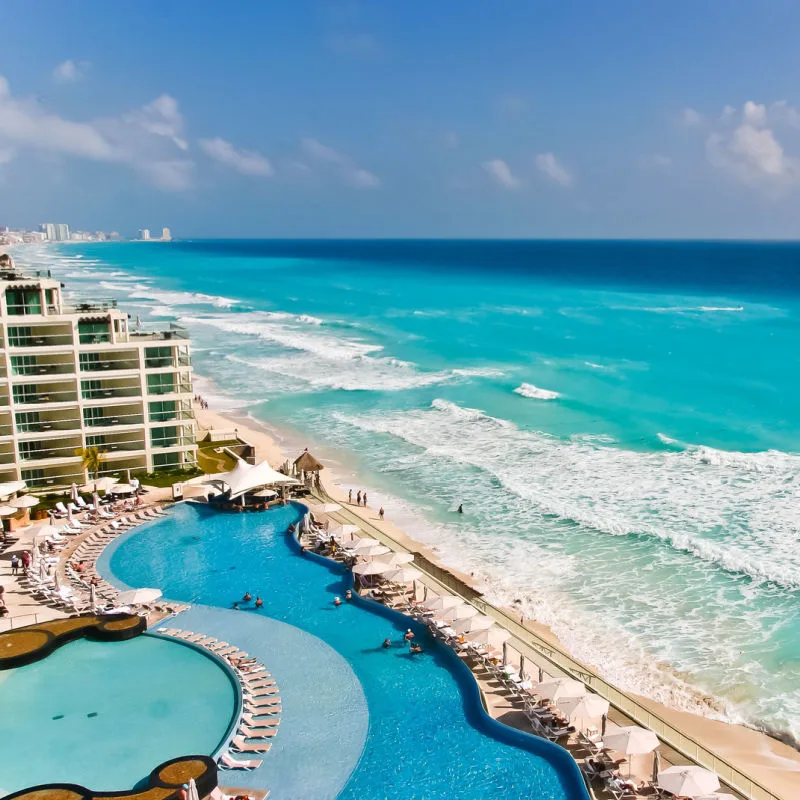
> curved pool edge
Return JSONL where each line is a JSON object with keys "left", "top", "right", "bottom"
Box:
{"left": 292, "top": 502, "right": 593, "bottom": 800}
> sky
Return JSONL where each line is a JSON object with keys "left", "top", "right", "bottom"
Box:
{"left": 3, "top": 0, "right": 800, "bottom": 239}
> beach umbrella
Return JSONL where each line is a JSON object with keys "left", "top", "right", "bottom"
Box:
{"left": 352, "top": 561, "right": 395, "bottom": 576}
{"left": 470, "top": 626, "right": 511, "bottom": 645}
{"left": 11, "top": 495, "right": 39, "bottom": 509}
{"left": 70, "top": 483, "right": 80, "bottom": 504}
{"left": 658, "top": 766, "right": 720, "bottom": 798}
{"left": 373, "top": 551, "right": 414, "bottom": 567}
{"left": 557, "top": 694, "right": 610, "bottom": 724}
{"left": 90, "top": 584, "right": 97, "bottom": 610}
{"left": 425, "top": 594, "right": 463, "bottom": 612}
{"left": 453, "top": 614, "right": 496, "bottom": 634}
{"left": 537, "top": 677, "right": 586, "bottom": 702}
{"left": 652, "top": 750, "right": 661, "bottom": 785}
{"left": 0, "top": 505, "right": 16, "bottom": 516}
{"left": 116, "top": 587, "right": 162, "bottom": 605}
{"left": 294, "top": 451, "right": 324, "bottom": 472}
{"left": 384, "top": 567, "right": 421, "bottom": 584}
{"left": 604, "top": 726, "right": 659, "bottom": 755}
{"left": 436, "top": 603, "right": 478, "bottom": 622}
{"left": 329, "top": 523, "right": 360, "bottom": 538}
{"left": 356, "top": 543, "right": 391, "bottom": 558}
{"left": 109, "top": 483, "right": 135, "bottom": 495}
{"left": 80, "top": 477, "right": 118, "bottom": 494}
{"left": 251, "top": 488, "right": 277, "bottom": 499}
{"left": 92, "top": 492, "right": 100, "bottom": 509}
{"left": 308, "top": 502, "right": 340, "bottom": 514}
{"left": 351, "top": 537, "right": 381, "bottom": 551}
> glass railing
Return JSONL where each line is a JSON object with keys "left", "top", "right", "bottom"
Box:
{"left": 13, "top": 388, "right": 78, "bottom": 405}
{"left": 16, "top": 418, "right": 82, "bottom": 433}
{"left": 149, "top": 409, "right": 195, "bottom": 423}
{"left": 81, "top": 387, "right": 142, "bottom": 400}
{"left": 12, "top": 363, "right": 75, "bottom": 377}
{"left": 18, "top": 442, "right": 82, "bottom": 461}
{"left": 0, "top": 452, "right": 15, "bottom": 465}
{"left": 144, "top": 357, "right": 173, "bottom": 369}
{"left": 0, "top": 424, "right": 14, "bottom": 437}
{"left": 64, "top": 299, "right": 119, "bottom": 313}
{"left": 6, "top": 305, "right": 45, "bottom": 316}
{"left": 84, "top": 413, "right": 144, "bottom": 428}
{"left": 8, "top": 334, "right": 74, "bottom": 348}
{"left": 127, "top": 323, "right": 189, "bottom": 342}
{"left": 80, "top": 360, "right": 139, "bottom": 372}
{"left": 90, "top": 438, "right": 146, "bottom": 453}
{"left": 78, "top": 333, "right": 112, "bottom": 345}
{"left": 150, "top": 436, "right": 196, "bottom": 449}
{"left": 23, "top": 471, "right": 86, "bottom": 490}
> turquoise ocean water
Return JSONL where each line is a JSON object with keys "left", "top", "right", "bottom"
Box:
{"left": 14, "top": 240, "right": 800, "bottom": 745}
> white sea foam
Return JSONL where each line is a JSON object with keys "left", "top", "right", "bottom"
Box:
{"left": 318, "top": 399, "right": 800, "bottom": 738}
{"left": 514, "top": 382, "right": 561, "bottom": 400}
{"left": 129, "top": 285, "right": 238, "bottom": 309}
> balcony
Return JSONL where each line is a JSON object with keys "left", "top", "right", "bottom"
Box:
{"left": 81, "top": 380, "right": 142, "bottom": 402}
{"left": 7, "top": 331, "right": 74, "bottom": 348}
{"left": 63, "top": 299, "right": 119, "bottom": 315}
{"left": 126, "top": 323, "right": 189, "bottom": 343}
{"left": 11, "top": 356, "right": 75, "bottom": 378}
{"left": 83, "top": 407, "right": 144, "bottom": 429}
{"left": 18, "top": 435, "right": 83, "bottom": 464}
{"left": 86, "top": 432, "right": 147, "bottom": 456}
{"left": 12, "top": 384, "right": 78, "bottom": 406}
{"left": 16, "top": 414, "right": 82, "bottom": 434}
{"left": 151, "top": 435, "right": 196, "bottom": 449}
{"left": 80, "top": 351, "right": 140, "bottom": 373}
{"left": 146, "top": 381, "right": 192, "bottom": 397}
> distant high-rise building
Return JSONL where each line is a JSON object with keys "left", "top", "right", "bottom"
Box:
{"left": 108, "top": 232, "right": 121, "bottom": 241}
{"left": 95, "top": 231, "right": 107, "bottom": 242}
{"left": 41, "top": 223, "right": 57, "bottom": 241}
{"left": 55, "top": 224, "right": 70, "bottom": 242}
{"left": 161, "top": 227, "right": 172, "bottom": 242}
{"left": 140, "top": 228, "right": 151, "bottom": 241}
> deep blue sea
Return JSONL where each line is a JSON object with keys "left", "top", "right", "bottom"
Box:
{"left": 16, "top": 239, "right": 800, "bottom": 743}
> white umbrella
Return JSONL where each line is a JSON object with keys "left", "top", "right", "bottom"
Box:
{"left": 425, "top": 594, "right": 463, "bottom": 612}
{"left": 0, "top": 505, "right": 16, "bottom": 516}
{"left": 435, "top": 603, "right": 477, "bottom": 622}
{"left": 92, "top": 492, "right": 100, "bottom": 509}
{"left": 537, "top": 677, "right": 586, "bottom": 702}
{"left": 557, "top": 694, "right": 610, "bottom": 723}
{"left": 11, "top": 495, "right": 39, "bottom": 509}
{"left": 453, "top": 614, "right": 496, "bottom": 634}
{"left": 384, "top": 567, "right": 421, "bottom": 584}
{"left": 109, "top": 483, "right": 135, "bottom": 495}
{"left": 80, "top": 477, "right": 118, "bottom": 494}
{"left": 372, "top": 551, "right": 414, "bottom": 567}
{"left": 70, "top": 483, "right": 80, "bottom": 504}
{"left": 90, "top": 583, "right": 97, "bottom": 610}
{"left": 604, "top": 726, "right": 660, "bottom": 755}
{"left": 187, "top": 778, "right": 200, "bottom": 800}
{"left": 251, "top": 488, "right": 277, "bottom": 499}
{"left": 352, "top": 561, "right": 395, "bottom": 576}
{"left": 658, "top": 766, "right": 720, "bottom": 798}
{"left": 470, "top": 626, "right": 511, "bottom": 645}
{"left": 351, "top": 537, "right": 381, "bottom": 551}
{"left": 356, "top": 543, "right": 391, "bottom": 558}
{"left": 329, "top": 523, "right": 360, "bottom": 537}
{"left": 116, "top": 587, "right": 162, "bottom": 605}
{"left": 308, "top": 502, "right": 341, "bottom": 514}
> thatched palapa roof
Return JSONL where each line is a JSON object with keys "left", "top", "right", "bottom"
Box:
{"left": 294, "top": 450, "right": 324, "bottom": 472}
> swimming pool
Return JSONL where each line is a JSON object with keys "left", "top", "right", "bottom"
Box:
{"left": 106, "top": 503, "right": 589, "bottom": 800}
{"left": 0, "top": 633, "right": 236, "bottom": 794}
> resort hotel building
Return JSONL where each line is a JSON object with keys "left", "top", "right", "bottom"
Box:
{"left": 0, "top": 255, "right": 197, "bottom": 492}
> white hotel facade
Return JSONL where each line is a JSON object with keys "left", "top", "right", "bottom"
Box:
{"left": 0, "top": 262, "right": 197, "bottom": 491}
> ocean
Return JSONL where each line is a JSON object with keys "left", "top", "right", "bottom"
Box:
{"left": 15, "top": 239, "right": 800, "bottom": 745}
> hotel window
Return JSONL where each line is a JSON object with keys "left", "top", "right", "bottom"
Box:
{"left": 21, "top": 468, "right": 45, "bottom": 486}
{"left": 78, "top": 321, "right": 111, "bottom": 344}
{"left": 79, "top": 352, "right": 101, "bottom": 371}
{"left": 83, "top": 407, "right": 105, "bottom": 427}
{"left": 86, "top": 434, "right": 106, "bottom": 448}
{"left": 12, "top": 384, "right": 37, "bottom": 404}
{"left": 15, "top": 411, "right": 40, "bottom": 432}
{"left": 153, "top": 452, "right": 180, "bottom": 469}
{"left": 149, "top": 400, "right": 177, "bottom": 422}
{"left": 145, "top": 346, "right": 173, "bottom": 369}
{"left": 151, "top": 426, "right": 178, "bottom": 448}
{"left": 7, "top": 326, "right": 31, "bottom": 347}
{"left": 10, "top": 355, "right": 36, "bottom": 376}
{"left": 18, "top": 440, "right": 43, "bottom": 460}
{"left": 45, "top": 289, "right": 57, "bottom": 313}
{"left": 6, "top": 289, "right": 42, "bottom": 316}
{"left": 147, "top": 372, "right": 175, "bottom": 395}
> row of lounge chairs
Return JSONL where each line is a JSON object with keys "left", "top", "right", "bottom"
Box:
{"left": 156, "top": 627, "right": 282, "bottom": 772}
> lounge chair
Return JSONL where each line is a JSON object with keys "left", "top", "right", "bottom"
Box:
{"left": 230, "top": 735, "right": 271, "bottom": 753}
{"left": 241, "top": 713, "right": 280, "bottom": 727}
{"left": 240, "top": 723, "right": 280, "bottom": 736}
{"left": 218, "top": 752, "right": 262, "bottom": 770}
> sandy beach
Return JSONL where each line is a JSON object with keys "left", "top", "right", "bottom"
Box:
{"left": 194, "top": 401, "right": 800, "bottom": 800}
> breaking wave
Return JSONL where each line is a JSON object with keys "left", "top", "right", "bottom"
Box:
{"left": 514, "top": 382, "right": 561, "bottom": 400}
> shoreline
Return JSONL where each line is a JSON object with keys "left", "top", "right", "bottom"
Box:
{"left": 194, "top": 401, "right": 800, "bottom": 799}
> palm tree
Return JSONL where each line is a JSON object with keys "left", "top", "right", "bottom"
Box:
{"left": 75, "top": 445, "right": 104, "bottom": 480}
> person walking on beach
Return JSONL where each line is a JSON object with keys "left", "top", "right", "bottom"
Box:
{"left": 348, "top": 489, "right": 352, "bottom": 504}
{"left": 10, "top": 554, "right": 19, "bottom": 575}
{"left": 356, "top": 490, "right": 362, "bottom": 506}
{"left": 363, "top": 492, "right": 368, "bottom": 507}
{"left": 379, "top": 506, "right": 385, "bottom": 520}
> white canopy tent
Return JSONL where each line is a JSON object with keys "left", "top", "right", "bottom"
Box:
{"left": 208, "top": 458, "right": 299, "bottom": 499}
{"left": 0, "top": 480, "right": 26, "bottom": 501}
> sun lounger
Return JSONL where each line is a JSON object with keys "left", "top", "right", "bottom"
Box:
{"left": 231, "top": 735, "right": 271, "bottom": 753}
{"left": 244, "top": 703, "right": 281, "bottom": 716}
{"left": 218, "top": 752, "right": 262, "bottom": 770}
{"left": 241, "top": 713, "right": 280, "bottom": 727}
{"left": 239, "top": 726, "right": 278, "bottom": 739}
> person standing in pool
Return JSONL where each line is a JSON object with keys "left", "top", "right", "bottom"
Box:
{"left": 382, "top": 637, "right": 391, "bottom": 648}
{"left": 255, "top": 596, "right": 263, "bottom": 608}
{"left": 242, "top": 592, "right": 252, "bottom": 602}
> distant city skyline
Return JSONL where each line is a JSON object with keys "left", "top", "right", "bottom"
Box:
{"left": 0, "top": 220, "right": 171, "bottom": 245}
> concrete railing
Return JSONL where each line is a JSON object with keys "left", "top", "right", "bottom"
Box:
{"left": 315, "top": 486, "right": 784, "bottom": 800}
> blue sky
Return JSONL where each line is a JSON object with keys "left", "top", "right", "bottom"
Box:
{"left": 3, "top": 1, "right": 800, "bottom": 238}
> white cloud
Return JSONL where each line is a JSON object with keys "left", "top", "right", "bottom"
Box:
{"left": 535, "top": 152, "right": 573, "bottom": 187}
{"left": 53, "top": 59, "right": 86, "bottom": 83}
{"left": 482, "top": 159, "right": 520, "bottom": 188}
{"left": 679, "top": 107, "right": 704, "bottom": 128}
{"left": 705, "top": 100, "right": 800, "bottom": 191}
{"left": 300, "top": 137, "right": 379, "bottom": 188}
{"left": 0, "top": 76, "right": 193, "bottom": 190}
{"left": 199, "top": 137, "right": 274, "bottom": 177}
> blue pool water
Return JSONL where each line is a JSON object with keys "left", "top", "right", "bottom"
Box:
{"left": 0, "top": 634, "right": 236, "bottom": 793}
{"left": 107, "top": 502, "right": 587, "bottom": 800}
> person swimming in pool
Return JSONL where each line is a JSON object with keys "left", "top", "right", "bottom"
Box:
{"left": 334, "top": 596, "right": 342, "bottom": 607}
{"left": 345, "top": 589, "right": 353, "bottom": 601}
{"left": 242, "top": 592, "right": 252, "bottom": 602}
{"left": 382, "top": 638, "right": 391, "bottom": 648}
{"left": 232, "top": 601, "right": 240, "bottom": 610}
{"left": 404, "top": 628, "right": 415, "bottom": 642}
{"left": 410, "top": 643, "right": 423, "bottom": 654}
{"left": 255, "top": 596, "right": 263, "bottom": 608}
